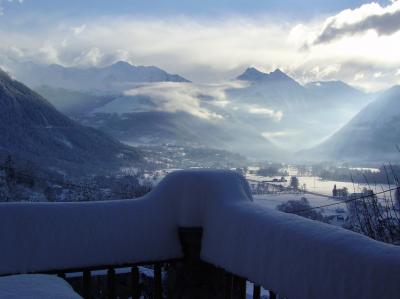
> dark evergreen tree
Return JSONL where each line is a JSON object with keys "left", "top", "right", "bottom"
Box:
{"left": 290, "top": 176, "right": 299, "bottom": 190}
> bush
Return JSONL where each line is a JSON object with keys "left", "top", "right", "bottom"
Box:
{"left": 277, "top": 197, "right": 324, "bottom": 221}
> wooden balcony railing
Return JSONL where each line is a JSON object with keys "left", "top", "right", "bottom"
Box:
{"left": 1, "top": 170, "right": 399, "bottom": 299}
{"left": 2, "top": 227, "right": 279, "bottom": 299}
{"left": 54, "top": 262, "right": 170, "bottom": 299}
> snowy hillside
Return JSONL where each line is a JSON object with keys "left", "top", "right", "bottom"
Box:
{"left": 303, "top": 86, "right": 400, "bottom": 163}
{"left": 0, "top": 68, "right": 142, "bottom": 175}
{"left": 34, "top": 86, "right": 115, "bottom": 117}
{"left": 228, "top": 67, "right": 372, "bottom": 150}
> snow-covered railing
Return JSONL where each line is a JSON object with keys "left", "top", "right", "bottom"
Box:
{"left": 0, "top": 170, "right": 400, "bottom": 299}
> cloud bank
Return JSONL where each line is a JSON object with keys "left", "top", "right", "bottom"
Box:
{"left": 314, "top": 1, "right": 400, "bottom": 45}
{"left": 123, "top": 82, "right": 247, "bottom": 120}
{"left": 248, "top": 107, "right": 283, "bottom": 122}
{"left": 1, "top": 1, "right": 400, "bottom": 91}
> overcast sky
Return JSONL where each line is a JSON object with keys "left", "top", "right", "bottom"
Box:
{"left": 1, "top": 0, "right": 400, "bottom": 91}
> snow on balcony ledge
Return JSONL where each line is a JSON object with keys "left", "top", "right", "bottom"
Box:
{"left": 0, "top": 169, "right": 399, "bottom": 299}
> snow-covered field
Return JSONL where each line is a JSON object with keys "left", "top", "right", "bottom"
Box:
{"left": 247, "top": 174, "right": 391, "bottom": 197}
{"left": 254, "top": 193, "right": 347, "bottom": 216}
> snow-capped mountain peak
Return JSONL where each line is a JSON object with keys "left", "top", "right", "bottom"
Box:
{"left": 236, "top": 67, "right": 298, "bottom": 85}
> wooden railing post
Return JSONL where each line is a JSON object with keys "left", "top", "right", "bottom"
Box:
{"left": 172, "top": 227, "right": 228, "bottom": 298}
{"left": 253, "top": 285, "right": 261, "bottom": 299}
{"left": 178, "top": 228, "right": 203, "bottom": 262}
{"left": 269, "top": 290, "right": 277, "bottom": 299}
{"left": 154, "top": 263, "right": 162, "bottom": 299}
{"left": 225, "top": 272, "right": 233, "bottom": 299}
{"left": 131, "top": 266, "right": 140, "bottom": 299}
{"left": 237, "top": 277, "right": 246, "bottom": 299}
{"left": 107, "top": 268, "right": 116, "bottom": 299}
{"left": 82, "top": 270, "right": 91, "bottom": 299}
{"left": 231, "top": 275, "right": 247, "bottom": 299}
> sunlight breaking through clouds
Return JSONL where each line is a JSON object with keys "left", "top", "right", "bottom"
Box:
{"left": 1, "top": 2, "right": 400, "bottom": 90}
{"left": 261, "top": 131, "right": 298, "bottom": 147}
{"left": 313, "top": 0, "right": 400, "bottom": 45}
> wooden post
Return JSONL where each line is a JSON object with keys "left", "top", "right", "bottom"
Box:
{"left": 269, "top": 290, "right": 277, "bottom": 299}
{"left": 82, "top": 270, "right": 91, "bottom": 299}
{"left": 154, "top": 263, "right": 162, "bottom": 299}
{"left": 107, "top": 268, "right": 116, "bottom": 299}
{"left": 237, "top": 277, "right": 246, "bottom": 299}
{"left": 175, "top": 227, "right": 229, "bottom": 298}
{"left": 253, "top": 285, "right": 261, "bottom": 299}
{"left": 131, "top": 266, "right": 140, "bottom": 299}
{"left": 232, "top": 275, "right": 246, "bottom": 299}
{"left": 225, "top": 272, "right": 233, "bottom": 299}
{"left": 178, "top": 227, "right": 203, "bottom": 262}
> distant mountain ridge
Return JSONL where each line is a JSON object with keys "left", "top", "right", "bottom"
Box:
{"left": 10, "top": 61, "right": 190, "bottom": 92}
{"left": 233, "top": 67, "right": 367, "bottom": 110}
{"left": 227, "top": 67, "right": 373, "bottom": 151}
{"left": 236, "top": 67, "right": 363, "bottom": 94}
{"left": 305, "top": 80, "right": 365, "bottom": 99}
{"left": 0, "top": 68, "right": 142, "bottom": 175}
{"left": 28, "top": 65, "right": 374, "bottom": 158}
{"left": 34, "top": 86, "right": 115, "bottom": 117}
{"left": 236, "top": 67, "right": 301, "bottom": 86}
{"left": 301, "top": 86, "right": 400, "bottom": 162}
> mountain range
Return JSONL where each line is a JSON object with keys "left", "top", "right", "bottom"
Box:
{"left": 9, "top": 61, "right": 189, "bottom": 93}
{"left": 27, "top": 64, "right": 374, "bottom": 160}
{"left": 0, "top": 68, "right": 143, "bottom": 176}
{"left": 301, "top": 86, "right": 400, "bottom": 163}
{"left": 5, "top": 60, "right": 395, "bottom": 164}
{"left": 229, "top": 67, "right": 373, "bottom": 151}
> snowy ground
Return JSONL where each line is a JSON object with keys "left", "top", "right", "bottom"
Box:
{"left": 254, "top": 193, "right": 346, "bottom": 216}
{"left": 253, "top": 193, "right": 348, "bottom": 226}
{"left": 246, "top": 174, "right": 391, "bottom": 197}
{"left": 246, "top": 281, "right": 270, "bottom": 298}
{"left": 0, "top": 275, "right": 81, "bottom": 299}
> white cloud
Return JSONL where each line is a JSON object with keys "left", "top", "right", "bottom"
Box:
{"left": 261, "top": 131, "right": 299, "bottom": 147}
{"left": 248, "top": 106, "right": 283, "bottom": 122}
{"left": 123, "top": 82, "right": 244, "bottom": 120}
{"left": 73, "top": 47, "right": 103, "bottom": 66}
{"left": 38, "top": 42, "right": 60, "bottom": 64}
{"left": 262, "top": 131, "right": 295, "bottom": 140}
{"left": 313, "top": 1, "right": 400, "bottom": 45}
{"left": 309, "top": 64, "right": 341, "bottom": 80}
{"left": 71, "top": 24, "right": 86, "bottom": 35}
{"left": 354, "top": 72, "right": 365, "bottom": 81}
{"left": 211, "top": 100, "right": 230, "bottom": 108}
{"left": 1, "top": 3, "right": 400, "bottom": 91}
{"left": 0, "top": 17, "right": 300, "bottom": 82}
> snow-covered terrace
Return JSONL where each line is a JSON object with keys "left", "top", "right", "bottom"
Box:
{"left": 0, "top": 170, "right": 399, "bottom": 299}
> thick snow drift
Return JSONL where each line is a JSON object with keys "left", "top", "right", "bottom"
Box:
{"left": 0, "top": 170, "right": 250, "bottom": 274}
{"left": 201, "top": 200, "right": 400, "bottom": 299}
{"left": 0, "top": 169, "right": 399, "bottom": 299}
{"left": 0, "top": 274, "right": 81, "bottom": 299}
